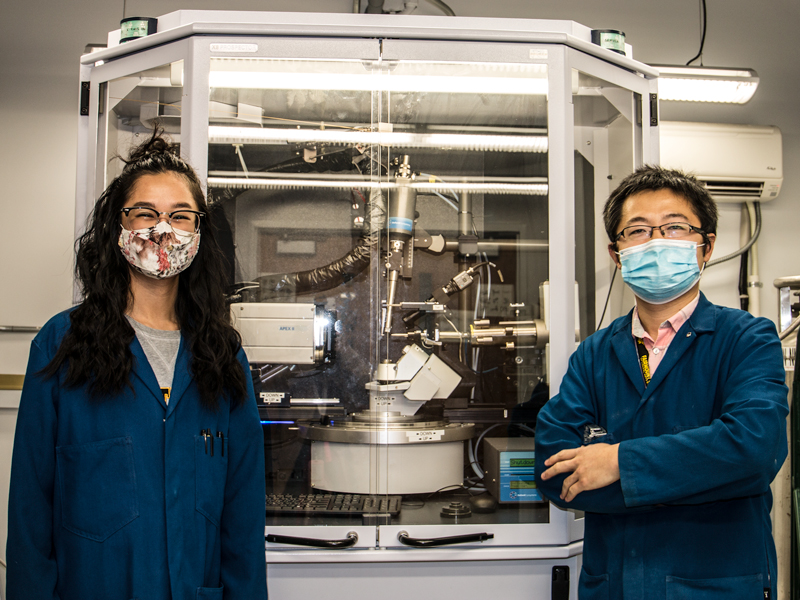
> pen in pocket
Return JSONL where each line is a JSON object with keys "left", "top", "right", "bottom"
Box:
{"left": 200, "top": 429, "right": 225, "bottom": 457}
{"left": 201, "top": 429, "right": 214, "bottom": 456}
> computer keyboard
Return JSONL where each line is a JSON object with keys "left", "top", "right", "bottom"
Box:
{"left": 265, "top": 492, "right": 402, "bottom": 516}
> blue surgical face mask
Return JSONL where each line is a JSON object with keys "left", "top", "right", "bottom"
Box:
{"left": 617, "top": 239, "right": 705, "bottom": 305}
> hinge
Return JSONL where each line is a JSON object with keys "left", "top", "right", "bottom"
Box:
{"left": 79, "top": 81, "right": 90, "bottom": 116}
{"left": 649, "top": 93, "right": 659, "bottom": 126}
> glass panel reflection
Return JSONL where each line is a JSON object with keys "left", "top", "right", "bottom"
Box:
{"left": 209, "top": 56, "right": 553, "bottom": 533}
{"left": 103, "top": 62, "right": 184, "bottom": 186}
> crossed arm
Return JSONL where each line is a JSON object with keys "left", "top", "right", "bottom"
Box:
{"left": 535, "top": 318, "right": 789, "bottom": 512}
{"left": 540, "top": 443, "right": 620, "bottom": 502}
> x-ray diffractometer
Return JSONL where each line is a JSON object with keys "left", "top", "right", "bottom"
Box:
{"left": 77, "top": 11, "right": 658, "bottom": 599}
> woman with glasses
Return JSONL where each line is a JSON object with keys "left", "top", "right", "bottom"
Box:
{"left": 7, "top": 132, "right": 268, "bottom": 600}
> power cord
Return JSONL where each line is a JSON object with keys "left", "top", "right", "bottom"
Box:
{"left": 686, "top": 0, "right": 707, "bottom": 66}
{"left": 596, "top": 267, "right": 617, "bottom": 330}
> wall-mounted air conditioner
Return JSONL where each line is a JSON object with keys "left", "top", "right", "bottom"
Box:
{"left": 659, "top": 121, "right": 783, "bottom": 202}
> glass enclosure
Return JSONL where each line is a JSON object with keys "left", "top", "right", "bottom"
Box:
{"left": 207, "top": 53, "right": 553, "bottom": 535}
{"left": 81, "top": 16, "right": 657, "bottom": 555}
{"left": 99, "top": 61, "right": 184, "bottom": 190}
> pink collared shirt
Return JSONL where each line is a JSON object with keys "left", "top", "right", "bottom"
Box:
{"left": 631, "top": 294, "right": 700, "bottom": 374}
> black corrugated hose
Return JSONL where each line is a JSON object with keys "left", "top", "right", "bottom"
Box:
{"left": 253, "top": 149, "right": 386, "bottom": 300}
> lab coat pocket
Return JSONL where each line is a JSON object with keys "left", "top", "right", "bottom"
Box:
{"left": 578, "top": 568, "right": 609, "bottom": 600}
{"left": 195, "top": 434, "right": 228, "bottom": 527}
{"left": 56, "top": 436, "right": 139, "bottom": 541}
{"left": 196, "top": 585, "right": 223, "bottom": 600}
{"left": 665, "top": 573, "right": 763, "bottom": 599}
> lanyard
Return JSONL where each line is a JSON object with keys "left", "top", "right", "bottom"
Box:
{"left": 635, "top": 337, "right": 651, "bottom": 386}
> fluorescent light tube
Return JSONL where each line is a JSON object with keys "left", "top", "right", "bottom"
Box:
{"left": 655, "top": 66, "right": 759, "bottom": 104}
{"left": 207, "top": 176, "right": 548, "bottom": 196}
{"left": 209, "top": 59, "right": 548, "bottom": 96}
{"left": 207, "top": 126, "right": 548, "bottom": 153}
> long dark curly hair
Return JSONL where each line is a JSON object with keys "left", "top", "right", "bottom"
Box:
{"left": 43, "top": 130, "right": 248, "bottom": 410}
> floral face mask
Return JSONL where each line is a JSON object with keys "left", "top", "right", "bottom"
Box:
{"left": 118, "top": 220, "right": 200, "bottom": 280}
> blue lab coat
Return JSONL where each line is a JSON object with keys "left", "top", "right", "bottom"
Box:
{"left": 7, "top": 309, "right": 268, "bottom": 600}
{"left": 535, "top": 293, "right": 789, "bottom": 600}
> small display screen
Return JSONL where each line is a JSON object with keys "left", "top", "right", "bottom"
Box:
{"left": 509, "top": 458, "right": 535, "bottom": 467}
{"left": 510, "top": 480, "right": 537, "bottom": 489}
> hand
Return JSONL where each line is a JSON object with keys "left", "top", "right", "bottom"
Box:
{"left": 540, "top": 443, "right": 620, "bottom": 502}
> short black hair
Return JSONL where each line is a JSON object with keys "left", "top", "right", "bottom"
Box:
{"left": 602, "top": 165, "right": 718, "bottom": 243}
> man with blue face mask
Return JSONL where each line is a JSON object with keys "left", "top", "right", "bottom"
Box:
{"left": 535, "top": 165, "right": 788, "bottom": 600}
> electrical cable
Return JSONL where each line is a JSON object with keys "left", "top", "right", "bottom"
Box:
{"left": 515, "top": 424, "right": 536, "bottom": 435}
{"left": 468, "top": 438, "right": 482, "bottom": 479}
{"left": 259, "top": 146, "right": 364, "bottom": 174}
{"left": 425, "top": 0, "right": 455, "bottom": 16}
{"left": 442, "top": 314, "right": 463, "bottom": 363}
{"left": 467, "top": 366, "right": 498, "bottom": 375}
{"left": 467, "top": 423, "right": 500, "bottom": 479}
{"left": 686, "top": 0, "right": 707, "bottom": 66}
{"left": 738, "top": 251, "right": 749, "bottom": 311}
{"left": 481, "top": 254, "right": 491, "bottom": 318}
{"left": 706, "top": 201, "right": 761, "bottom": 268}
{"left": 420, "top": 170, "right": 494, "bottom": 327}
{"left": 471, "top": 346, "right": 480, "bottom": 379}
{"left": 465, "top": 485, "right": 487, "bottom": 492}
{"left": 596, "top": 266, "right": 617, "bottom": 330}
{"left": 473, "top": 275, "right": 482, "bottom": 322}
{"left": 418, "top": 172, "right": 460, "bottom": 206}
{"left": 431, "top": 191, "right": 459, "bottom": 212}
{"left": 472, "top": 219, "right": 491, "bottom": 314}
{"left": 745, "top": 202, "right": 762, "bottom": 316}
{"left": 780, "top": 314, "right": 800, "bottom": 341}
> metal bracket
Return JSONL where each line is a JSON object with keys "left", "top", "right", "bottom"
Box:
{"left": 649, "top": 93, "right": 659, "bottom": 126}
{"left": 80, "top": 81, "right": 90, "bottom": 116}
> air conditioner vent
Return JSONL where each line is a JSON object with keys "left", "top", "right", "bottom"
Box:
{"left": 701, "top": 180, "right": 765, "bottom": 199}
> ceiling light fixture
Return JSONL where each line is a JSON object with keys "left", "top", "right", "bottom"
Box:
{"left": 654, "top": 65, "right": 759, "bottom": 104}
{"left": 651, "top": 0, "right": 759, "bottom": 104}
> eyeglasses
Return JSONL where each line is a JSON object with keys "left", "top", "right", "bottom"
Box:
{"left": 121, "top": 206, "right": 205, "bottom": 233}
{"left": 615, "top": 222, "right": 705, "bottom": 243}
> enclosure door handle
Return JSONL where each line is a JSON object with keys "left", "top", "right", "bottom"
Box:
{"left": 266, "top": 532, "right": 358, "bottom": 548}
{"left": 397, "top": 531, "right": 493, "bottom": 547}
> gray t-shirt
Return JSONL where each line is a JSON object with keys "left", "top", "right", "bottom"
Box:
{"left": 126, "top": 316, "right": 181, "bottom": 404}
